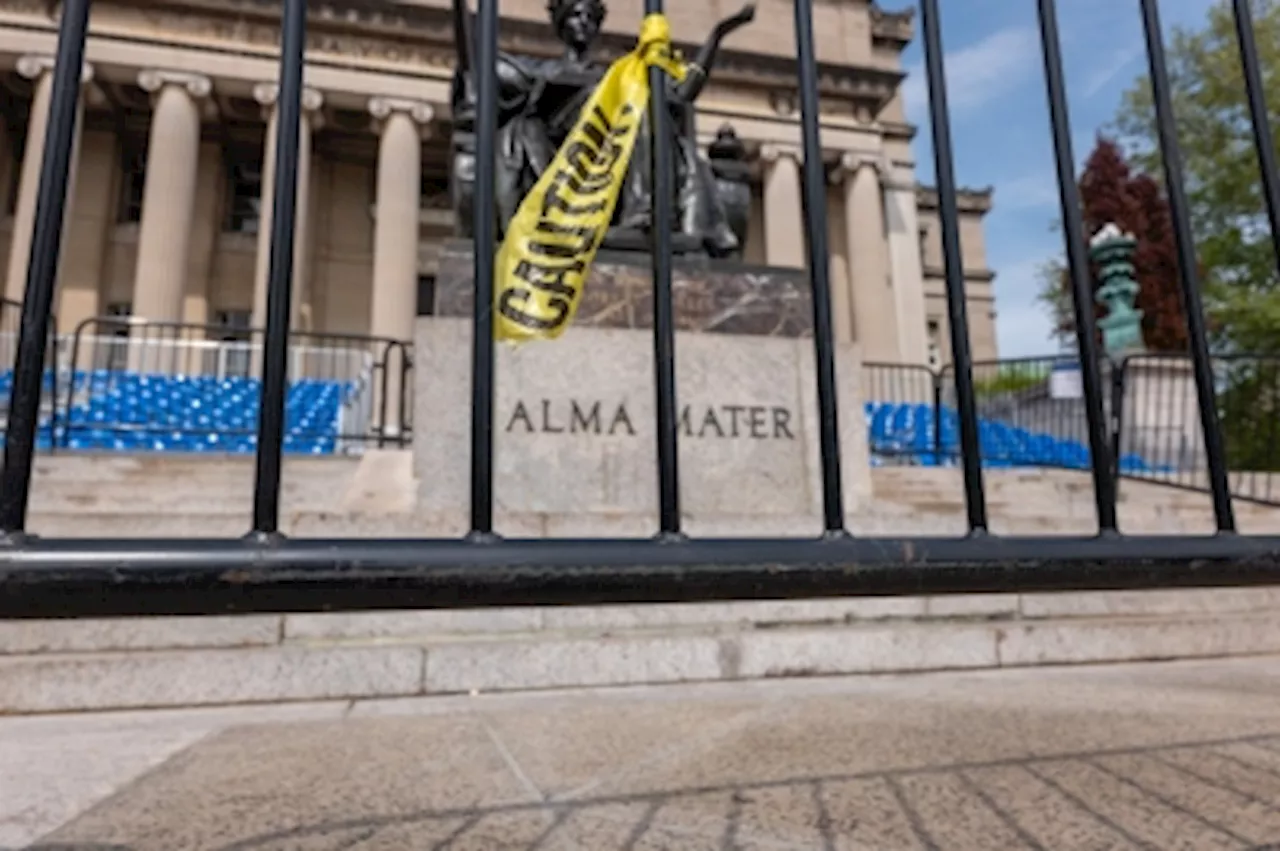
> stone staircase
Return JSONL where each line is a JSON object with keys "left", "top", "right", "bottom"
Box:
{"left": 22, "top": 452, "right": 1280, "bottom": 538}
{"left": 866, "top": 466, "right": 1280, "bottom": 536}
{"left": 5, "top": 452, "right": 1279, "bottom": 715}
{"left": 3, "top": 587, "right": 1280, "bottom": 714}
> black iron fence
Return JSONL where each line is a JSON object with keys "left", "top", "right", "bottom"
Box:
{"left": 867, "top": 352, "right": 1280, "bottom": 508}
{"left": 56, "top": 317, "right": 412, "bottom": 454}
{"left": 3, "top": 0, "right": 1280, "bottom": 621}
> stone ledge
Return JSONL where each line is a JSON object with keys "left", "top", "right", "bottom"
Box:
{"left": 1017, "top": 587, "right": 1280, "bottom": 619}
{"left": 0, "top": 616, "right": 281, "bottom": 656}
{"left": 736, "top": 623, "right": 999, "bottom": 678}
{"left": 997, "top": 612, "right": 1280, "bottom": 667}
{"left": 424, "top": 635, "right": 726, "bottom": 694}
{"left": 0, "top": 646, "right": 424, "bottom": 713}
{"left": 284, "top": 610, "right": 543, "bottom": 642}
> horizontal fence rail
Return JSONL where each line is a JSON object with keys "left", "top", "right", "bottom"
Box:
{"left": 4, "top": 0, "right": 1280, "bottom": 620}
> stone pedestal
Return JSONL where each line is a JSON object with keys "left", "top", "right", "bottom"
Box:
{"left": 417, "top": 246, "right": 871, "bottom": 538}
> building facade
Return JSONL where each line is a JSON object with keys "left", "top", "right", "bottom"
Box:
{"left": 0, "top": 0, "right": 996, "bottom": 368}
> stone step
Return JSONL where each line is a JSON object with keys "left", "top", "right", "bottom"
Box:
{"left": 26, "top": 512, "right": 253, "bottom": 538}
{"left": 2, "top": 587, "right": 1278, "bottom": 714}
{"left": 27, "top": 490, "right": 342, "bottom": 515}
{"left": 29, "top": 454, "right": 356, "bottom": 481}
{"left": 21, "top": 507, "right": 1272, "bottom": 539}
{"left": 4, "top": 607, "right": 1280, "bottom": 713}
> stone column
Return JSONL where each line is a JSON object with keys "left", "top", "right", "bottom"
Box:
{"left": 5, "top": 55, "right": 92, "bottom": 304}
{"left": 760, "top": 145, "right": 805, "bottom": 269}
{"left": 251, "top": 83, "right": 323, "bottom": 331}
{"left": 883, "top": 165, "right": 930, "bottom": 367}
{"left": 369, "top": 97, "right": 431, "bottom": 439}
{"left": 842, "top": 153, "right": 898, "bottom": 363}
{"left": 369, "top": 98, "right": 431, "bottom": 342}
{"left": 130, "top": 71, "right": 210, "bottom": 324}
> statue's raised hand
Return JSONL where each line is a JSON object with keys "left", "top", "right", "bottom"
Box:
{"left": 716, "top": 2, "right": 756, "bottom": 37}
{"left": 673, "top": 1, "right": 756, "bottom": 103}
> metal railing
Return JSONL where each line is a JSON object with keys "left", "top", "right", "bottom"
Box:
{"left": 56, "top": 317, "right": 412, "bottom": 454}
{"left": 1114, "top": 352, "right": 1280, "bottom": 506}
{"left": 869, "top": 353, "right": 1280, "bottom": 508}
{"left": 2, "top": 0, "right": 1280, "bottom": 621}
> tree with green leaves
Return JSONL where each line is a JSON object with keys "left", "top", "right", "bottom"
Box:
{"left": 1113, "top": 0, "right": 1280, "bottom": 353}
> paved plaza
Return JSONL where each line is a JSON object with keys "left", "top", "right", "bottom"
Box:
{"left": 7, "top": 656, "right": 1280, "bottom": 849}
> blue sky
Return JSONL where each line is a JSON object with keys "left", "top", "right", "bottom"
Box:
{"left": 896, "top": 0, "right": 1221, "bottom": 357}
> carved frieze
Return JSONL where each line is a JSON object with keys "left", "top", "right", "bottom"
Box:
{"left": 0, "top": 0, "right": 906, "bottom": 117}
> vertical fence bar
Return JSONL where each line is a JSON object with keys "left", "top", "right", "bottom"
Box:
{"left": 1110, "top": 359, "right": 1125, "bottom": 486}
{"left": 250, "top": 0, "right": 306, "bottom": 535}
{"left": 919, "top": 0, "right": 987, "bottom": 532}
{"left": 469, "top": 0, "right": 499, "bottom": 537}
{"left": 794, "top": 0, "right": 845, "bottom": 534}
{"left": 1268, "top": 362, "right": 1278, "bottom": 502}
{"left": 644, "top": 0, "right": 681, "bottom": 538}
{"left": 1232, "top": 0, "right": 1280, "bottom": 282}
{"left": 1139, "top": 0, "right": 1234, "bottom": 531}
{"left": 0, "top": 0, "right": 90, "bottom": 535}
{"left": 1036, "top": 0, "right": 1118, "bottom": 531}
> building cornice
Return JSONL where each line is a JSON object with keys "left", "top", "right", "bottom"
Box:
{"left": 924, "top": 265, "right": 997, "bottom": 284}
{"left": 0, "top": 0, "right": 907, "bottom": 118}
{"left": 879, "top": 119, "right": 917, "bottom": 142}
{"left": 870, "top": 4, "right": 914, "bottom": 48}
{"left": 916, "top": 184, "right": 995, "bottom": 215}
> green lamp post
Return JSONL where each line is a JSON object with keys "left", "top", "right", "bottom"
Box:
{"left": 1090, "top": 222, "right": 1145, "bottom": 356}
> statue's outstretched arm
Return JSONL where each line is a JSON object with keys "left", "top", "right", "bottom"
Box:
{"left": 452, "top": 56, "right": 537, "bottom": 131}
{"left": 672, "top": 3, "right": 755, "bottom": 104}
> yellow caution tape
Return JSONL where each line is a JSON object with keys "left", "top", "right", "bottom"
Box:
{"left": 493, "top": 14, "right": 686, "bottom": 342}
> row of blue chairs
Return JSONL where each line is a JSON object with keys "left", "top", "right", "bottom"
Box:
{"left": 1, "top": 370, "right": 354, "bottom": 455}
{"left": 864, "top": 401, "right": 1162, "bottom": 472}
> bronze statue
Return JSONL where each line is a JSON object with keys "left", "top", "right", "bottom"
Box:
{"left": 450, "top": 0, "right": 756, "bottom": 258}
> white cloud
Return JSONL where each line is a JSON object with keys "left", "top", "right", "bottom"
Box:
{"left": 901, "top": 27, "right": 1041, "bottom": 123}
{"left": 1080, "top": 45, "right": 1143, "bottom": 99}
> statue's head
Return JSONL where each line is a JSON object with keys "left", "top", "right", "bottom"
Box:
{"left": 548, "top": 0, "right": 606, "bottom": 55}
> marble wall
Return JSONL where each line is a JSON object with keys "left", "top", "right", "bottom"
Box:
{"left": 433, "top": 240, "right": 816, "bottom": 339}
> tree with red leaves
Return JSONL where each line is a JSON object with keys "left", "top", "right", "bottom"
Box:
{"left": 1039, "top": 135, "right": 1188, "bottom": 352}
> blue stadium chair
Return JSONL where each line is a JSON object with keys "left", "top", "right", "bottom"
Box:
{"left": 58, "top": 371, "right": 355, "bottom": 456}
{"left": 863, "top": 400, "right": 1158, "bottom": 473}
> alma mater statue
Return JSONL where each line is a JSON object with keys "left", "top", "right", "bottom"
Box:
{"left": 449, "top": 0, "right": 757, "bottom": 258}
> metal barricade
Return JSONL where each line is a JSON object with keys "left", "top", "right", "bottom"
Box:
{"left": 58, "top": 317, "right": 412, "bottom": 455}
